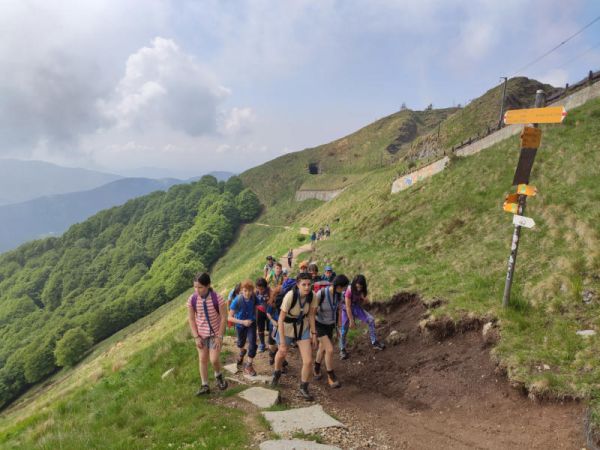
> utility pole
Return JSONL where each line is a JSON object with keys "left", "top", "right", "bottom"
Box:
{"left": 502, "top": 89, "right": 546, "bottom": 308}
{"left": 498, "top": 77, "right": 508, "bottom": 130}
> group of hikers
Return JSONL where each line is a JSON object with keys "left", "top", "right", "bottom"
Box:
{"left": 187, "top": 252, "right": 385, "bottom": 401}
{"left": 310, "top": 225, "right": 330, "bottom": 249}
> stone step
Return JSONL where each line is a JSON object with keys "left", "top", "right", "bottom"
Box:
{"left": 260, "top": 439, "right": 341, "bottom": 450}
{"left": 238, "top": 387, "right": 280, "bottom": 409}
{"left": 262, "top": 404, "right": 344, "bottom": 434}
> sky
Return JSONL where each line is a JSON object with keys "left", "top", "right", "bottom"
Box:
{"left": 1, "top": 0, "right": 599, "bottom": 178}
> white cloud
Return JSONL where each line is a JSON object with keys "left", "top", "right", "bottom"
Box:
{"left": 99, "top": 37, "right": 231, "bottom": 136}
{"left": 218, "top": 107, "right": 256, "bottom": 136}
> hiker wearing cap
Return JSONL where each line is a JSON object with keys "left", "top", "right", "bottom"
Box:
{"left": 229, "top": 279, "right": 259, "bottom": 376}
{"left": 271, "top": 273, "right": 318, "bottom": 401}
{"left": 255, "top": 277, "right": 270, "bottom": 353}
{"left": 263, "top": 256, "right": 275, "bottom": 280}
{"left": 287, "top": 248, "right": 293, "bottom": 268}
{"left": 321, "top": 265, "right": 336, "bottom": 283}
{"left": 267, "top": 262, "right": 285, "bottom": 287}
{"left": 312, "top": 274, "right": 349, "bottom": 389}
{"left": 282, "top": 267, "right": 290, "bottom": 282}
{"left": 187, "top": 272, "right": 228, "bottom": 395}
{"left": 339, "top": 275, "right": 386, "bottom": 360}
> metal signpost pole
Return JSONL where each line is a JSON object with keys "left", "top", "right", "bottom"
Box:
{"left": 502, "top": 89, "right": 546, "bottom": 308}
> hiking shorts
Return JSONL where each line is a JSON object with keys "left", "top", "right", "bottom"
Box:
{"left": 316, "top": 322, "right": 336, "bottom": 340}
{"left": 275, "top": 327, "right": 310, "bottom": 346}
{"left": 196, "top": 336, "right": 219, "bottom": 350}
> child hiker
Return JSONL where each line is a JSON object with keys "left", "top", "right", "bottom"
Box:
{"left": 267, "top": 262, "right": 285, "bottom": 287}
{"left": 255, "top": 277, "right": 270, "bottom": 353}
{"left": 271, "top": 273, "right": 318, "bottom": 400}
{"left": 187, "top": 272, "right": 228, "bottom": 395}
{"left": 229, "top": 279, "right": 258, "bottom": 376}
{"left": 312, "top": 274, "right": 350, "bottom": 388}
{"left": 339, "top": 274, "right": 385, "bottom": 360}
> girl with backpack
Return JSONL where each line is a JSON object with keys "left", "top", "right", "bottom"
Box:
{"left": 271, "top": 273, "right": 318, "bottom": 401}
{"left": 312, "top": 274, "right": 349, "bottom": 389}
{"left": 339, "top": 275, "right": 385, "bottom": 360}
{"left": 228, "top": 279, "right": 258, "bottom": 376}
{"left": 187, "top": 272, "right": 228, "bottom": 395}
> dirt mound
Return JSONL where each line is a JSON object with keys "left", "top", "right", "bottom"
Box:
{"left": 319, "top": 294, "right": 584, "bottom": 449}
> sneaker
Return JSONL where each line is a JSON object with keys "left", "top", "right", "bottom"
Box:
{"left": 327, "top": 371, "right": 341, "bottom": 389}
{"left": 216, "top": 374, "right": 228, "bottom": 391}
{"left": 372, "top": 341, "right": 386, "bottom": 351}
{"left": 236, "top": 349, "right": 247, "bottom": 369}
{"left": 271, "top": 370, "right": 282, "bottom": 387}
{"left": 313, "top": 362, "right": 323, "bottom": 380}
{"left": 258, "top": 343, "right": 266, "bottom": 353}
{"left": 195, "top": 384, "right": 210, "bottom": 396}
{"left": 340, "top": 349, "right": 349, "bottom": 360}
{"left": 299, "top": 382, "right": 314, "bottom": 401}
{"left": 243, "top": 363, "right": 257, "bottom": 377}
{"left": 268, "top": 351, "right": 276, "bottom": 366}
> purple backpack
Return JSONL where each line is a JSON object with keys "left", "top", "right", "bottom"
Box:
{"left": 191, "top": 289, "right": 220, "bottom": 316}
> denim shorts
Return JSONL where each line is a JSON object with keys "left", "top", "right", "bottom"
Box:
{"left": 275, "top": 327, "right": 310, "bottom": 346}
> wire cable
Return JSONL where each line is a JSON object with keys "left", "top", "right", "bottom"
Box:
{"left": 511, "top": 14, "right": 600, "bottom": 76}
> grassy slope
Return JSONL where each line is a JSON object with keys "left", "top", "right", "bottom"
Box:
{"left": 1, "top": 85, "right": 598, "bottom": 446}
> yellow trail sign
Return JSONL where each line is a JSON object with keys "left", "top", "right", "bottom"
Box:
{"left": 504, "top": 106, "right": 567, "bottom": 125}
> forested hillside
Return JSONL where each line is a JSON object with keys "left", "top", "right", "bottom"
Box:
{"left": 0, "top": 175, "right": 260, "bottom": 409}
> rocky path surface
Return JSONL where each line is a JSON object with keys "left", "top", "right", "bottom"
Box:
{"left": 219, "top": 293, "right": 585, "bottom": 449}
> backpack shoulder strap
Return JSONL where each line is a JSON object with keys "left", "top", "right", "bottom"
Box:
{"left": 289, "top": 287, "right": 299, "bottom": 312}
{"left": 191, "top": 293, "right": 198, "bottom": 313}
{"left": 209, "top": 289, "right": 220, "bottom": 315}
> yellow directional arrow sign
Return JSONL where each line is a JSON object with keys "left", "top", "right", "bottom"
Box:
{"left": 516, "top": 184, "right": 537, "bottom": 196}
{"left": 504, "top": 106, "right": 567, "bottom": 125}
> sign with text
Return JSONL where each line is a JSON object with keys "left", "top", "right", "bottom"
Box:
{"left": 512, "top": 214, "right": 535, "bottom": 229}
{"left": 504, "top": 106, "right": 567, "bottom": 124}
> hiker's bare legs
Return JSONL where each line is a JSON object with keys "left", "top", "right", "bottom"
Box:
{"left": 297, "top": 339, "right": 313, "bottom": 383}
{"left": 198, "top": 346, "right": 209, "bottom": 385}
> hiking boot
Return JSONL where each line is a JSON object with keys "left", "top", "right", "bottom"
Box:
{"left": 243, "top": 363, "right": 257, "bottom": 377}
{"left": 236, "top": 349, "right": 247, "bottom": 369}
{"left": 195, "top": 384, "right": 210, "bottom": 396}
{"left": 313, "top": 362, "right": 323, "bottom": 380}
{"left": 258, "top": 343, "right": 266, "bottom": 353}
{"left": 271, "top": 370, "right": 282, "bottom": 387}
{"left": 216, "top": 374, "right": 228, "bottom": 391}
{"left": 299, "top": 382, "right": 314, "bottom": 401}
{"left": 268, "top": 351, "right": 276, "bottom": 366}
{"left": 372, "top": 341, "right": 386, "bottom": 351}
{"left": 340, "top": 348, "right": 349, "bottom": 360}
{"left": 327, "top": 371, "right": 341, "bottom": 389}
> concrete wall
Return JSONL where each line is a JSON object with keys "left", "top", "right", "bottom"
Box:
{"left": 295, "top": 189, "right": 345, "bottom": 202}
{"left": 391, "top": 80, "right": 600, "bottom": 194}
{"left": 391, "top": 157, "right": 449, "bottom": 193}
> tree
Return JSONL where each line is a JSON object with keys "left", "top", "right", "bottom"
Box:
{"left": 54, "top": 328, "right": 92, "bottom": 367}
{"left": 23, "top": 341, "right": 56, "bottom": 383}
{"left": 224, "top": 176, "right": 244, "bottom": 196}
{"left": 236, "top": 189, "right": 261, "bottom": 222}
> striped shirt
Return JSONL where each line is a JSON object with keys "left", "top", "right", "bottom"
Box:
{"left": 187, "top": 292, "right": 225, "bottom": 339}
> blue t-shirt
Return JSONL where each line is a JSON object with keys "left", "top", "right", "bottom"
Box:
{"left": 230, "top": 294, "right": 256, "bottom": 326}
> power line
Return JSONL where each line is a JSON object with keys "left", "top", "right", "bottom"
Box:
{"left": 511, "top": 14, "right": 600, "bottom": 77}
{"left": 556, "top": 39, "right": 600, "bottom": 70}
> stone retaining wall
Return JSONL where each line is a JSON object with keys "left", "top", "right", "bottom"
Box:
{"left": 295, "top": 189, "right": 345, "bottom": 202}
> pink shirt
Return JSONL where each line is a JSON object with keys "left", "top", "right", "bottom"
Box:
{"left": 187, "top": 292, "right": 225, "bottom": 338}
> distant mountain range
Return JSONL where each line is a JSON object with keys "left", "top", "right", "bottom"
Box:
{"left": 0, "top": 177, "right": 185, "bottom": 253}
{"left": 0, "top": 159, "right": 122, "bottom": 206}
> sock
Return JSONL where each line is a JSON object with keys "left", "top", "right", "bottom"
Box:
{"left": 300, "top": 382, "right": 309, "bottom": 390}
{"left": 273, "top": 369, "right": 282, "bottom": 377}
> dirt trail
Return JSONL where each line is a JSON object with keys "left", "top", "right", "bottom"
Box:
{"left": 249, "top": 294, "right": 585, "bottom": 449}
{"left": 279, "top": 243, "right": 313, "bottom": 269}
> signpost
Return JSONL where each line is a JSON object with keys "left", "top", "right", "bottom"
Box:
{"left": 504, "top": 106, "right": 567, "bottom": 124}
{"left": 501, "top": 92, "right": 567, "bottom": 308}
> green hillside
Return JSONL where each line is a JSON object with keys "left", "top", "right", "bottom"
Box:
{"left": 0, "top": 175, "right": 260, "bottom": 409}
{"left": 1, "top": 81, "right": 599, "bottom": 448}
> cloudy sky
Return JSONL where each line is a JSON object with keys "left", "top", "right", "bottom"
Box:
{"left": 1, "top": 0, "right": 599, "bottom": 178}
